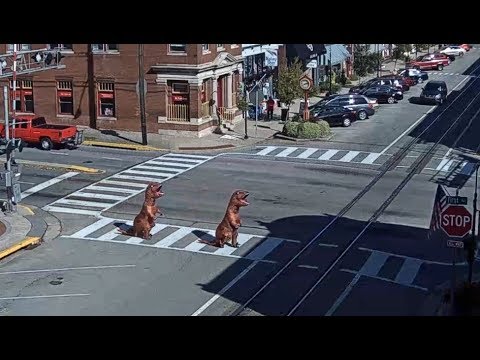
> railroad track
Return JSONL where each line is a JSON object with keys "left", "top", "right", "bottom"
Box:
{"left": 229, "top": 62, "right": 480, "bottom": 317}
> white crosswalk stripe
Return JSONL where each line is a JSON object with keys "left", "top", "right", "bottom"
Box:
{"left": 43, "top": 153, "right": 213, "bottom": 216}
{"left": 248, "top": 146, "right": 385, "bottom": 165}
{"left": 63, "top": 217, "right": 294, "bottom": 262}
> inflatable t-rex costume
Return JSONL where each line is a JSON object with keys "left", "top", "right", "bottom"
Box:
{"left": 199, "top": 190, "right": 250, "bottom": 248}
{"left": 118, "top": 182, "right": 164, "bottom": 240}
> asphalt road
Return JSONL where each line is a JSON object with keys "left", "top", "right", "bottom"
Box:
{"left": 0, "top": 48, "right": 479, "bottom": 316}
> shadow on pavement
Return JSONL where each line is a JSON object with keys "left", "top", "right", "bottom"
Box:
{"left": 195, "top": 212, "right": 473, "bottom": 316}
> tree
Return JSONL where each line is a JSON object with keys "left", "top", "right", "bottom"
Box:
{"left": 275, "top": 57, "right": 304, "bottom": 113}
{"left": 392, "top": 44, "right": 412, "bottom": 70}
{"left": 353, "top": 44, "right": 371, "bottom": 79}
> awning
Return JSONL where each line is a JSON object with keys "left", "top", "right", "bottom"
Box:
{"left": 324, "top": 44, "right": 351, "bottom": 66}
{"left": 287, "top": 44, "right": 326, "bottom": 60}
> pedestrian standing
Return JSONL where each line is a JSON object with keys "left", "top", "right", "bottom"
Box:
{"left": 266, "top": 96, "right": 275, "bottom": 120}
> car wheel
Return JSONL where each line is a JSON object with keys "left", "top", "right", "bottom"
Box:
{"left": 40, "top": 137, "right": 53, "bottom": 151}
{"left": 357, "top": 110, "right": 367, "bottom": 120}
{"left": 342, "top": 118, "right": 351, "bottom": 127}
{"left": 417, "top": 77, "right": 424, "bottom": 84}
{"left": 437, "top": 64, "right": 444, "bottom": 71}
{"left": 387, "top": 96, "right": 395, "bottom": 104}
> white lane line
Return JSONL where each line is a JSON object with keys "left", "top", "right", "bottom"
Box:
{"left": 361, "top": 153, "right": 381, "bottom": 165}
{"left": 21, "top": 172, "right": 79, "bottom": 199}
{"left": 256, "top": 146, "right": 278, "bottom": 156}
{"left": 0, "top": 294, "right": 90, "bottom": 300}
{"left": 101, "top": 157, "right": 123, "bottom": 161}
{"left": 275, "top": 147, "right": 298, "bottom": 158}
{"left": 0, "top": 264, "right": 136, "bottom": 275}
{"left": 318, "top": 150, "right": 339, "bottom": 160}
{"left": 297, "top": 265, "right": 319, "bottom": 269}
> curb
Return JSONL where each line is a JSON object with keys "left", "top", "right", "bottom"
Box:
{"left": 0, "top": 204, "right": 62, "bottom": 261}
{"left": 274, "top": 133, "right": 334, "bottom": 142}
{"left": 19, "top": 159, "right": 104, "bottom": 174}
{"left": 83, "top": 140, "right": 167, "bottom": 152}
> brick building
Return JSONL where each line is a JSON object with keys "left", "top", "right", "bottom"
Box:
{"left": 0, "top": 44, "right": 243, "bottom": 137}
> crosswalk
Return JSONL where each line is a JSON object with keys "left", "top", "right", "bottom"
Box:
{"left": 43, "top": 153, "right": 214, "bottom": 216}
{"left": 246, "top": 146, "right": 389, "bottom": 165}
{"left": 63, "top": 216, "right": 295, "bottom": 262}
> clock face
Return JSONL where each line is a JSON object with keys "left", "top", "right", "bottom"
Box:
{"left": 300, "top": 79, "right": 311, "bottom": 90}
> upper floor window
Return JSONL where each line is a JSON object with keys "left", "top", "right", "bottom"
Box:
{"left": 6, "top": 44, "right": 31, "bottom": 53}
{"left": 202, "top": 44, "right": 209, "bottom": 52}
{"left": 217, "top": 44, "right": 224, "bottom": 50}
{"left": 48, "top": 44, "right": 73, "bottom": 51}
{"left": 169, "top": 44, "right": 186, "bottom": 53}
{"left": 92, "top": 44, "right": 118, "bottom": 53}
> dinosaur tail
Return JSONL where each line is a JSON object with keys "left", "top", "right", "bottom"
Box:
{"left": 198, "top": 239, "right": 220, "bottom": 247}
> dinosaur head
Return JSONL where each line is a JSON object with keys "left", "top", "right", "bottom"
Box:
{"left": 230, "top": 190, "right": 250, "bottom": 207}
{"left": 145, "top": 182, "right": 164, "bottom": 200}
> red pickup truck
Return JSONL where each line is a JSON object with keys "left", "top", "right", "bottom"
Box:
{"left": 0, "top": 116, "right": 84, "bottom": 150}
{"left": 407, "top": 53, "right": 450, "bottom": 71}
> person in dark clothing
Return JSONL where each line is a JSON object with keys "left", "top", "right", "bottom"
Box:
{"left": 266, "top": 96, "right": 275, "bottom": 120}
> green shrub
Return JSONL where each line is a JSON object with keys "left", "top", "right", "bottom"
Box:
{"left": 283, "top": 121, "right": 299, "bottom": 137}
{"left": 349, "top": 74, "right": 359, "bottom": 81}
{"left": 298, "top": 121, "right": 331, "bottom": 139}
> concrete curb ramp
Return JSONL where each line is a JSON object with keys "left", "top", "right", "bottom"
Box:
{"left": 19, "top": 159, "right": 103, "bottom": 174}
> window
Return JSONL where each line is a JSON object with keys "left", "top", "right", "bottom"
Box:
{"left": 6, "top": 44, "right": 31, "bottom": 53}
{"left": 217, "top": 44, "right": 224, "bottom": 50}
{"left": 97, "top": 81, "right": 115, "bottom": 117}
{"left": 202, "top": 44, "right": 209, "bottom": 52}
{"left": 92, "top": 44, "right": 118, "bottom": 52}
{"left": 172, "top": 82, "right": 189, "bottom": 93}
{"left": 48, "top": 44, "right": 73, "bottom": 51}
{"left": 57, "top": 81, "right": 74, "bottom": 115}
{"left": 9, "top": 80, "right": 34, "bottom": 113}
{"left": 169, "top": 44, "right": 186, "bottom": 53}
{"left": 231, "top": 44, "right": 239, "bottom": 48}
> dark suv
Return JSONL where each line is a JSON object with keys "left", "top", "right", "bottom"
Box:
{"left": 309, "top": 94, "right": 375, "bottom": 120}
{"left": 420, "top": 80, "right": 448, "bottom": 105}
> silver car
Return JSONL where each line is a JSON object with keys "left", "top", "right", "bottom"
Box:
{"left": 309, "top": 94, "right": 376, "bottom": 120}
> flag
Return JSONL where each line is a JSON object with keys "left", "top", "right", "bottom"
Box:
{"left": 428, "top": 184, "right": 448, "bottom": 240}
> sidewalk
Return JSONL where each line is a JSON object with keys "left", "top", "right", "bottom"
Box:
{"left": 0, "top": 204, "right": 61, "bottom": 261}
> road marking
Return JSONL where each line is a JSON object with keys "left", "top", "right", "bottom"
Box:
{"left": 394, "top": 258, "right": 423, "bottom": 285}
{"left": 50, "top": 151, "right": 69, "bottom": 156}
{"left": 0, "top": 294, "right": 90, "bottom": 300}
{"left": 379, "top": 75, "right": 471, "bottom": 156}
{"left": 101, "top": 157, "right": 123, "bottom": 161}
{"left": 325, "top": 273, "right": 361, "bottom": 316}
{"left": 21, "top": 172, "right": 79, "bottom": 199}
{"left": 276, "top": 147, "right": 298, "bottom": 157}
{"left": 0, "top": 264, "right": 136, "bottom": 275}
{"left": 318, "top": 149, "right": 338, "bottom": 160}
{"left": 296, "top": 148, "right": 319, "bottom": 159}
{"left": 318, "top": 243, "right": 339, "bottom": 248}
{"left": 339, "top": 151, "right": 360, "bottom": 162}
{"left": 152, "top": 227, "right": 195, "bottom": 248}
{"left": 361, "top": 153, "right": 381, "bottom": 164}
{"left": 191, "top": 261, "right": 259, "bottom": 316}
{"left": 43, "top": 153, "right": 213, "bottom": 215}
{"left": 256, "top": 146, "right": 277, "bottom": 156}
{"left": 297, "top": 264, "right": 319, "bottom": 269}
{"left": 69, "top": 217, "right": 115, "bottom": 238}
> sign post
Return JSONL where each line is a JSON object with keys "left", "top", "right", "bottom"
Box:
{"left": 299, "top": 75, "right": 313, "bottom": 121}
{"left": 440, "top": 203, "right": 473, "bottom": 312}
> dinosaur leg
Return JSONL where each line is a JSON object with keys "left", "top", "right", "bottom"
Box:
{"left": 230, "top": 229, "right": 239, "bottom": 248}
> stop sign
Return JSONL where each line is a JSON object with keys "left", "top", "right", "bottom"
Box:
{"left": 441, "top": 205, "right": 473, "bottom": 238}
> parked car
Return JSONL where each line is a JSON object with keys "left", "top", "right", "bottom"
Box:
{"left": 359, "top": 85, "right": 403, "bottom": 104}
{"left": 440, "top": 46, "right": 467, "bottom": 57}
{"left": 377, "top": 76, "right": 411, "bottom": 92}
{"left": 0, "top": 116, "right": 84, "bottom": 151}
{"left": 459, "top": 44, "right": 472, "bottom": 51}
{"left": 350, "top": 77, "right": 406, "bottom": 93}
{"left": 310, "top": 105, "right": 358, "bottom": 127}
{"left": 419, "top": 80, "right": 448, "bottom": 105}
{"left": 309, "top": 94, "right": 375, "bottom": 120}
{"left": 398, "top": 68, "right": 429, "bottom": 84}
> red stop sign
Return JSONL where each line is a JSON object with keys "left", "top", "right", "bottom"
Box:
{"left": 441, "top": 205, "right": 473, "bottom": 238}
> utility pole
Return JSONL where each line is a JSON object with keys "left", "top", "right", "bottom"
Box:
{"left": 138, "top": 44, "right": 148, "bottom": 145}
{"left": 244, "top": 86, "right": 249, "bottom": 139}
{"left": 87, "top": 44, "right": 97, "bottom": 129}
{"left": 328, "top": 46, "right": 332, "bottom": 94}
{"left": 3, "top": 86, "right": 13, "bottom": 213}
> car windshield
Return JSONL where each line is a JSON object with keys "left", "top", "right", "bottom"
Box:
{"left": 424, "top": 83, "right": 441, "bottom": 91}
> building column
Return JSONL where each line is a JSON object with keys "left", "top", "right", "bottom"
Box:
{"left": 188, "top": 78, "right": 202, "bottom": 125}
{"left": 156, "top": 78, "right": 168, "bottom": 123}
{"left": 226, "top": 73, "right": 233, "bottom": 108}
{"left": 211, "top": 75, "right": 218, "bottom": 120}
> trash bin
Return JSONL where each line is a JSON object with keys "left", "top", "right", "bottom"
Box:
{"left": 281, "top": 108, "right": 289, "bottom": 121}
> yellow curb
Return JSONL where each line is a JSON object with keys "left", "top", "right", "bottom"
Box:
{"left": 19, "top": 160, "right": 104, "bottom": 174}
{"left": 83, "top": 140, "right": 166, "bottom": 151}
{"left": 0, "top": 236, "right": 41, "bottom": 260}
{"left": 18, "top": 205, "right": 35, "bottom": 216}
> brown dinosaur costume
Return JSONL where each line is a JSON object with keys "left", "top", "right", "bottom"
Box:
{"left": 199, "top": 190, "right": 250, "bottom": 248}
{"left": 118, "top": 182, "right": 164, "bottom": 240}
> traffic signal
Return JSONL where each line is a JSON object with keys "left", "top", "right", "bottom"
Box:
{"left": 0, "top": 58, "right": 6, "bottom": 70}
{"left": 31, "top": 52, "right": 44, "bottom": 63}
{"left": 0, "top": 138, "right": 7, "bottom": 155}
{"left": 0, "top": 138, "right": 24, "bottom": 155}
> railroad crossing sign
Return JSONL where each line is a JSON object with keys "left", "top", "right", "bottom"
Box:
{"left": 441, "top": 205, "right": 473, "bottom": 238}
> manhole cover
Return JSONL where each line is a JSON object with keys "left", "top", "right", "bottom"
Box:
{"left": 83, "top": 160, "right": 93, "bottom": 164}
